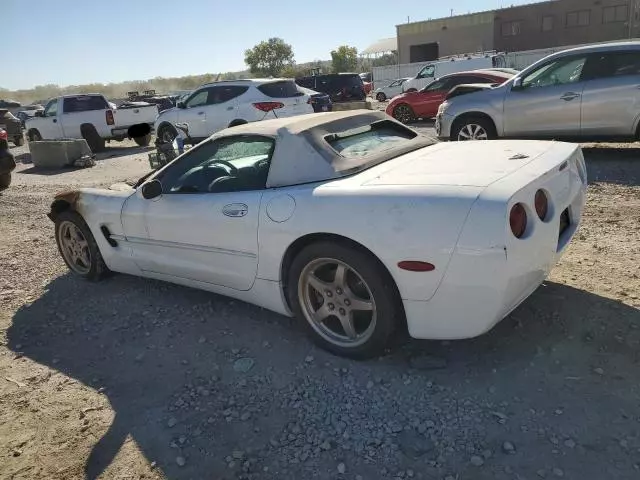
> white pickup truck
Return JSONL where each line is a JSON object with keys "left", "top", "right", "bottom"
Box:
{"left": 25, "top": 94, "right": 158, "bottom": 152}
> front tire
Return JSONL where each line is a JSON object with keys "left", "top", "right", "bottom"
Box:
{"left": 27, "top": 129, "right": 42, "bottom": 142}
{"left": 55, "top": 210, "right": 109, "bottom": 281}
{"left": 14, "top": 136, "right": 24, "bottom": 147}
{"left": 451, "top": 116, "right": 496, "bottom": 141}
{"left": 376, "top": 92, "right": 387, "bottom": 102}
{"left": 158, "top": 124, "right": 178, "bottom": 143}
{"left": 288, "top": 242, "right": 402, "bottom": 359}
{"left": 392, "top": 104, "right": 416, "bottom": 124}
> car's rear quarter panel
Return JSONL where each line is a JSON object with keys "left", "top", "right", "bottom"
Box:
{"left": 256, "top": 182, "right": 482, "bottom": 303}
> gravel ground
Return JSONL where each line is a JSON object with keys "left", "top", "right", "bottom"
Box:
{"left": 0, "top": 135, "right": 639, "bottom": 480}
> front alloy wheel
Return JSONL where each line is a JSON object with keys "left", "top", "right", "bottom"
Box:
{"left": 457, "top": 123, "right": 489, "bottom": 141}
{"left": 392, "top": 104, "right": 415, "bottom": 124}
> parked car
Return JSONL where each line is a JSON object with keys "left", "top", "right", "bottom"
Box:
{"left": 0, "top": 128, "right": 16, "bottom": 191}
{"left": 0, "top": 100, "right": 21, "bottom": 109}
{"left": 359, "top": 72, "right": 374, "bottom": 95}
{"left": 125, "top": 90, "right": 175, "bottom": 112}
{"left": 386, "top": 70, "right": 514, "bottom": 124}
{"left": 437, "top": 42, "right": 640, "bottom": 141}
{"left": 47, "top": 110, "right": 586, "bottom": 359}
{"left": 25, "top": 94, "right": 158, "bottom": 151}
{"left": 402, "top": 54, "right": 507, "bottom": 92}
{"left": 373, "top": 78, "right": 412, "bottom": 102}
{"left": 0, "top": 109, "right": 25, "bottom": 146}
{"left": 295, "top": 74, "right": 366, "bottom": 103}
{"left": 298, "top": 86, "right": 333, "bottom": 112}
{"left": 154, "top": 79, "right": 313, "bottom": 144}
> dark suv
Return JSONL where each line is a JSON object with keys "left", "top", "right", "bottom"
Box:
{"left": 295, "top": 74, "right": 366, "bottom": 103}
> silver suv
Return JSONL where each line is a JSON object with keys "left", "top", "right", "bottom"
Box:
{"left": 436, "top": 41, "right": 640, "bottom": 142}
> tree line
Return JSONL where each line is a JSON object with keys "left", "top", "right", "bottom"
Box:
{"left": 1, "top": 38, "right": 397, "bottom": 104}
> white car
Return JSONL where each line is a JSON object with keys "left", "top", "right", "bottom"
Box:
{"left": 154, "top": 79, "right": 314, "bottom": 144}
{"left": 48, "top": 111, "right": 587, "bottom": 358}
{"left": 373, "top": 78, "right": 411, "bottom": 102}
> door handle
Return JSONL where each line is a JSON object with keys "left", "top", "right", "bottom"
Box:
{"left": 53, "top": 119, "right": 57, "bottom": 123}
{"left": 560, "top": 92, "right": 581, "bottom": 101}
{"left": 222, "top": 203, "right": 248, "bottom": 217}
{"left": 226, "top": 106, "right": 234, "bottom": 111}
{"left": 197, "top": 111, "right": 205, "bottom": 115}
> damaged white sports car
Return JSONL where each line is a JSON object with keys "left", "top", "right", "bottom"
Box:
{"left": 49, "top": 110, "right": 587, "bottom": 358}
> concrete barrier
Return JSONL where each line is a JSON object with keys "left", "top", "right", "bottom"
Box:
{"left": 29, "top": 139, "right": 93, "bottom": 169}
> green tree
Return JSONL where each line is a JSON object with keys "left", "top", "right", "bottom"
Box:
{"left": 244, "top": 38, "right": 294, "bottom": 77}
{"left": 330, "top": 45, "right": 358, "bottom": 73}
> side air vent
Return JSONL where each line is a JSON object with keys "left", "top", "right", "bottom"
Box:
{"left": 100, "top": 226, "right": 118, "bottom": 247}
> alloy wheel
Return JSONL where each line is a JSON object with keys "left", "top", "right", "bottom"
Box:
{"left": 457, "top": 123, "right": 488, "bottom": 141}
{"left": 58, "top": 220, "right": 91, "bottom": 274}
{"left": 297, "top": 258, "right": 377, "bottom": 348}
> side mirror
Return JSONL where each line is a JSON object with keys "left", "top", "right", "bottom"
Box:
{"left": 512, "top": 77, "right": 524, "bottom": 91}
{"left": 35, "top": 110, "right": 44, "bottom": 117}
{"left": 141, "top": 179, "right": 163, "bottom": 199}
{"left": 177, "top": 101, "right": 186, "bottom": 109}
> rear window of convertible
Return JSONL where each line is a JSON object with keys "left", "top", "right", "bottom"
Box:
{"left": 325, "top": 120, "right": 417, "bottom": 158}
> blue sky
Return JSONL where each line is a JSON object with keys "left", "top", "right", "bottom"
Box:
{"left": 4, "top": 0, "right": 535, "bottom": 90}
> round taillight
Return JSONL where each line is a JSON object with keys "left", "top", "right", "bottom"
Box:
{"left": 509, "top": 203, "right": 528, "bottom": 238}
{"left": 534, "top": 189, "right": 548, "bottom": 221}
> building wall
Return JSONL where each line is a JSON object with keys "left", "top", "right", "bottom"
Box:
{"left": 494, "top": 0, "right": 636, "bottom": 52}
{"left": 397, "top": 12, "right": 495, "bottom": 64}
{"left": 397, "top": 0, "right": 639, "bottom": 64}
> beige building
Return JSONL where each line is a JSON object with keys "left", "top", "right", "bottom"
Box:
{"left": 397, "top": 0, "right": 640, "bottom": 64}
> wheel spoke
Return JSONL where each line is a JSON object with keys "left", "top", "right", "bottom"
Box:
{"left": 347, "top": 296, "right": 373, "bottom": 312}
{"left": 307, "top": 273, "right": 331, "bottom": 294}
{"left": 311, "top": 304, "right": 331, "bottom": 324}
{"left": 78, "top": 247, "right": 91, "bottom": 267}
{"left": 459, "top": 127, "right": 471, "bottom": 140}
{"left": 339, "top": 314, "right": 357, "bottom": 339}
{"left": 333, "top": 264, "right": 347, "bottom": 288}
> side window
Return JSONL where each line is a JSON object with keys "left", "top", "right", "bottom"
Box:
{"left": 63, "top": 96, "right": 108, "bottom": 113}
{"left": 463, "top": 75, "right": 502, "bottom": 85}
{"left": 44, "top": 100, "right": 58, "bottom": 117}
{"left": 583, "top": 51, "right": 640, "bottom": 80}
{"left": 208, "top": 86, "right": 249, "bottom": 104}
{"left": 521, "top": 56, "right": 587, "bottom": 89}
{"left": 417, "top": 65, "right": 435, "bottom": 79}
{"left": 258, "top": 81, "right": 303, "bottom": 98}
{"left": 158, "top": 136, "right": 275, "bottom": 194}
{"left": 185, "top": 89, "right": 210, "bottom": 108}
{"left": 422, "top": 78, "right": 454, "bottom": 92}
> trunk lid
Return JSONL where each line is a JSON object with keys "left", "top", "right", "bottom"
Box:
{"left": 362, "top": 140, "right": 573, "bottom": 188}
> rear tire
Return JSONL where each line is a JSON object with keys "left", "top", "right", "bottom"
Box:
{"left": 0, "top": 173, "right": 11, "bottom": 191}
{"left": 376, "top": 92, "right": 387, "bottom": 102}
{"left": 54, "top": 210, "right": 110, "bottom": 281}
{"left": 288, "top": 241, "right": 402, "bottom": 359}
{"left": 133, "top": 133, "right": 151, "bottom": 147}
{"left": 14, "top": 136, "right": 24, "bottom": 147}
{"left": 81, "top": 125, "right": 106, "bottom": 152}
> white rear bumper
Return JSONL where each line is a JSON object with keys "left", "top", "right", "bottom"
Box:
{"left": 404, "top": 144, "right": 587, "bottom": 340}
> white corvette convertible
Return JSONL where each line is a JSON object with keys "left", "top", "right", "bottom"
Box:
{"left": 49, "top": 111, "right": 587, "bottom": 358}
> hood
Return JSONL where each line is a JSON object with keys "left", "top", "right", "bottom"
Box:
{"left": 363, "top": 140, "right": 562, "bottom": 188}
{"left": 390, "top": 91, "right": 422, "bottom": 102}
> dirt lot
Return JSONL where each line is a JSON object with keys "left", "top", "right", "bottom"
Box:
{"left": 1, "top": 133, "right": 639, "bottom": 480}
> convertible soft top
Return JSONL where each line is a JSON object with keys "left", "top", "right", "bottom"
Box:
{"left": 212, "top": 110, "right": 436, "bottom": 188}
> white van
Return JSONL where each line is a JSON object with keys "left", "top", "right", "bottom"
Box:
{"left": 402, "top": 54, "right": 507, "bottom": 92}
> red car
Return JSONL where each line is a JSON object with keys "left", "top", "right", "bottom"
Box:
{"left": 386, "top": 69, "right": 514, "bottom": 124}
